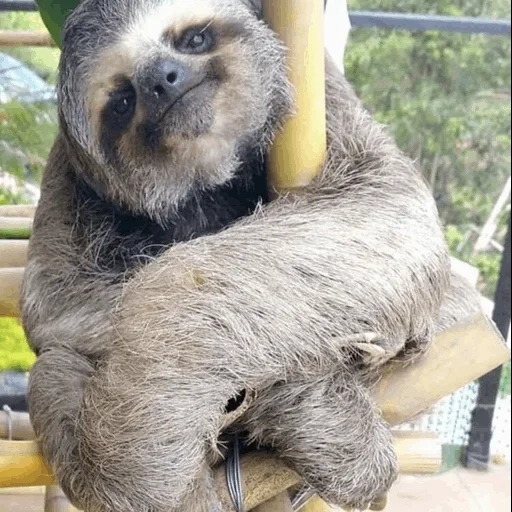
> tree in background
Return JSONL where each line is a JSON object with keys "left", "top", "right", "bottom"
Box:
{"left": 345, "top": 0, "right": 511, "bottom": 298}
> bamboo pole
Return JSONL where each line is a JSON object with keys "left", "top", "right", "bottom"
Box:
{"left": 262, "top": 0, "right": 327, "bottom": 194}
{"left": 0, "top": 410, "right": 34, "bottom": 441}
{"left": 0, "top": 205, "right": 36, "bottom": 218}
{"left": 0, "top": 267, "right": 24, "bottom": 317}
{"left": 0, "top": 441, "right": 54, "bottom": 488}
{"left": 0, "top": 217, "right": 32, "bottom": 240}
{"left": 373, "top": 313, "right": 510, "bottom": 427}
{"left": 44, "top": 485, "right": 77, "bottom": 512}
{"left": 253, "top": 492, "right": 294, "bottom": 512}
{"left": 0, "top": 30, "right": 55, "bottom": 47}
{"left": 0, "top": 240, "right": 29, "bottom": 268}
{"left": 0, "top": 431, "right": 441, "bottom": 496}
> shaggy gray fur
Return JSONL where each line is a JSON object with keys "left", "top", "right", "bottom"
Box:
{"left": 21, "top": 1, "right": 485, "bottom": 511}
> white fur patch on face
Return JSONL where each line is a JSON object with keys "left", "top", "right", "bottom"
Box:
{"left": 86, "top": 0, "right": 225, "bottom": 146}
{"left": 122, "top": 0, "right": 217, "bottom": 55}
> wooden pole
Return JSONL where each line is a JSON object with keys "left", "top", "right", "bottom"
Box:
{"left": 0, "top": 217, "right": 32, "bottom": 239}
{"left": 253, "top": 492, "right": 294, "bottom": 512}
{"left": 44, "top": 485, "right": 77, "bottom": 512}
{"left": 0, "top": 205, "right": 36, "bottom": 218}
{"left": 262, "top": 0, "right": 327, "bottom": 194}
{"left": 0, "top": 267, "right": 24, "bottom": 317}
{"left": 0, "top": 410, "right": 35, "bottom": 441}
{"left": 0, "top": 441, "right": 54, "bottom": 488}
{"left": 0, "top": 240, "right": 29, "bottom": 268}
{"left": 373, "top": 312, "right": 510, "bottom": 427}
{"left": 0, "top": 30, "right": 55, "bottom": 47}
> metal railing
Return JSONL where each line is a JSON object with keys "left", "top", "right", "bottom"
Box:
{"left": 0, "top": 0, "right": 511, "bottom": 35}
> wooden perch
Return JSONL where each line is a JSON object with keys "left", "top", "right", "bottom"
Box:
{"left": 372, "top": 312, "right": 510, "bottom": 426}
{"left": 1, "top": 313, "right": 507, "bottom": 507}
{"left": 0, "top": 432, "right": 442, "bottom": 501}
{"left": 0, "top": 267, "right": 24, "bottom": 318}
{"left": 214, "top": 433, "right": 442, "bottom": 512}
{"left": 0, "top": 205, "right": 36, "bottom": 219}
{"left": 0, "top": 217, "right": 33, "bottom": 240}
{"left": 0, "top": 409, "right": 34, "bottom": 441}
{"left": 0, "top": 30, "right": 55, "bottom": 47}
{"left": 263, "top": 0, "right": 326, "bottom": 194}
{"left": 0, "top": 240, "right": 29, "bottom": 268}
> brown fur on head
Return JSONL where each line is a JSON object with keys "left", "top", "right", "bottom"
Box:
{"left": 59, "top": 0, "right": 292, "bottom": 224}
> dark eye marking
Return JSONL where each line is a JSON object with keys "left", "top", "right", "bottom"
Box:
{"left": 100, "top": 79, "right": 137, "bottom": 163}
{"left": 109, "top": 82, "right": 137, "bottom": 119}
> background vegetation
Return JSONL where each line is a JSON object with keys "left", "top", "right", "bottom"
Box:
{"left": 0, "top": 1, "right": 510, "bottom": 392}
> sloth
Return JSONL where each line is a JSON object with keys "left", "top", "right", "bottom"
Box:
{"left": 20, "top": 0, "right": 483, "bottom": 511}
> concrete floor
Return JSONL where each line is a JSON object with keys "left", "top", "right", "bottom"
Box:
{"left": 0, "top": 465, "right": 510, "bottom": 511}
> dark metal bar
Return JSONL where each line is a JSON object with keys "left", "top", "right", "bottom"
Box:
{"left": 350, "top": 11, "right": 511, "bottom": 36}
{"left": 464, "top": 215, "right": 512, "bottom": 470}
{"left": 0, "top": 1, "right": 38, "bottom": 11}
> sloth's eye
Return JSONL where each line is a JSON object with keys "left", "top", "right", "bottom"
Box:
{"left": 177, "top": 27, "right": 215, "bottom": 54}
{"left": 190, "top": 34, "right": 205, "bottom": 48}
{"left": 113, "top": 97, "right": 132, "bottom": 116}
{"left": 110, "top": 86, "right": 136, "bottom": 118}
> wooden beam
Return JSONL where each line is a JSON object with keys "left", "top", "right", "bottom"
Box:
{"left": 0, "top": 267, "right": 24, "bottom": 318}
{"left": 0, "top": 240, "right": 29, "bottom": 268}
{"left": 0, "top": 30, "right": 55, "bottom": 47}
{"left": 0, "top": 206, "right": 36, "bottom": 218}
{"left": 0, "top": 441, "right": 55, "bottom": 488}
{"left": 262, "top": 0, "right": 327, "bottom": 194}
{"left": 0, "top": 410, "right": 34, "bottom": 441}
{"left": 253, "top": 492, "right": 294, "bottom": 512}
{"left": 373, "top": 312, "right": 510, "bottom": 427}
{"left": 0, "top": 217, "right": 32, "bottom": 240}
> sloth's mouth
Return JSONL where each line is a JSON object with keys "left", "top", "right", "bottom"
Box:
{"left": 156, "top": 79, "right": 208, "bottom": 124}
{"left": 138, "top": 79, "right": 215, "bottom": 148}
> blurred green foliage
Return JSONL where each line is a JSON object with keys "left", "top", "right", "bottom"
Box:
{"left": 347, "top": 0, "right": 511, "bottom": 396}
{"left": 0, "top": 11, "right": 60, "bottom": 82}
{"left": 501, "top": 362, "right": 511, "bottom": 397}
{"left": 346, "top": 0, "right": 511, "bottom": 303}
{"left": 0, "top": 101, "right": 58, "bottom": 183}
{"left": 0, "top": 318, "right": 35, "bottom": 372}
{"left": 35, "top": 0, "right": 79, "bottom": 48}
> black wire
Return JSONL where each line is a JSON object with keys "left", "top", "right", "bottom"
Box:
{"left": 225, "top": 434, "right": 245, "bottom": 512}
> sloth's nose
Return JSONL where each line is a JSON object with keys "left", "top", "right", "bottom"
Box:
{"left": 139, "top": 58, "right": 196, "bottom": 115}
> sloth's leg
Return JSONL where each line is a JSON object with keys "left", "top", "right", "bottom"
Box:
{"left": 76, "top": 334, "right": 240, "bottom": 512}
{"left": 242, "top": 372, "right": 398, "bottom": 510}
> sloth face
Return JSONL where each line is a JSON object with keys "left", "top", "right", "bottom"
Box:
{"left": 58, "top": 0, "right": 292, "bottom": 221}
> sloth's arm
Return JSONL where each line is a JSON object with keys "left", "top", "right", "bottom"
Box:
{"left": 112, "top": 66, "right": 450, "bottom": 372}
{"left": 74, "top": 69, "right": 449, "bottom": 510}
{"left": 20, "top": 138, "right": 124, "bottom": 509}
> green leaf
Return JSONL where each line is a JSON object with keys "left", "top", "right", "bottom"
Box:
{"left": 35, "top": 0, "right": 80, "bottom": 48}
